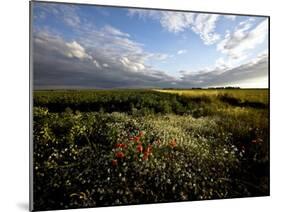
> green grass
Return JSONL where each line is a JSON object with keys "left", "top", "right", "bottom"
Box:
{"left": 33, "top": 89, "right": 269, "bottom": 210}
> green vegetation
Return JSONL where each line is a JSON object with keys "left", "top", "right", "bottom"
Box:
{"left": 33, "top": 89, "right": 269, "bottom": 210}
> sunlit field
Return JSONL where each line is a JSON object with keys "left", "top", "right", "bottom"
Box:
{"left": 33, "top": 89, "right": 269, "bottom": 210}
{"left": 155, "top": 89, "right": 268, "bottom": 104}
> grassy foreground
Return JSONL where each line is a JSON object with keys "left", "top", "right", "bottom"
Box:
{"left": 33, "top": 89, "right": 269, "bottom": 210}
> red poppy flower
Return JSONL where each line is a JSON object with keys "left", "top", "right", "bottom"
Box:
{"left": 115, "top": 143, "right": 127, "bottom": 148}
{"left": 143, "top": 152, "right": 149, "bottom": 161}
{"left": 111, "top": 159, "right": 118, "bottom": 166}
{"left": 115, "top": 151, "right": 125, "bottom": 158}
{"left": 134, "top": 136, "right": 140, "bottom": 142}
{"left": 147, "top": 144, "right": 152, "bottom": 153}
{"left": 136, "top": 144, "right": 143, "bottom": 153}
{"left": 142, "top": 145, "right": 153, "bottom": 160}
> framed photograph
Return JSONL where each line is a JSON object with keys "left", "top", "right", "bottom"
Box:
{"left": 30, "top": 1, "right": 269, "bottom": 211}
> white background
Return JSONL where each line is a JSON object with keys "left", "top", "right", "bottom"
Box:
{"left": 0, "top": 0, "right": 280, "bottom": 211}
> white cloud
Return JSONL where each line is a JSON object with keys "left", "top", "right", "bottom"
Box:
{"left": 34, "top": 31, "right": 91, "bottom": 61}
{"left": 102, "top": 25, "right": 130, "bottom": 37}
{"left": 66, "top": 41, "right": 92, "bottom": 60}
{"left": 93, "top": 60, "right": 101, "bottom": 69}
{"left": 191, "top": 14, "right": 221, "bottom": 45}
{"left": 217, "top": 19, "right": 268, "bottom": 59}
{"left": 128, "top": 9, "right": 221, "bottom": 45}
{"left": 177, "top": 49, "right": 187, "bottom": 55}
{"left": 120, "top": 56, "right": 145, "bottom": 72}
{"left": 159, "top": 12, "right": 194, "bottom": 33}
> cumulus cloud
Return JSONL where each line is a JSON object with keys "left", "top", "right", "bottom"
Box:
{"left": 66, "top": 41, "right": 92, "bottom": 60}
{"left": 128, "top": 9, "right": 221, "bottom": 45}
{"left": 120, "top": 56, "right": 145, "bottom": 72}
{"left": 217, "top": 19, "right": 268, "bottom": 59}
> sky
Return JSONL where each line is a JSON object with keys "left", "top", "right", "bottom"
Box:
{"left": 32, "top": 2, "right": 269, "bottom": 89}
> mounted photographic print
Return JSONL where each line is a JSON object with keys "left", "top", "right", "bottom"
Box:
{"left": 30, "top": 1, "right": 270, "bottom": 211}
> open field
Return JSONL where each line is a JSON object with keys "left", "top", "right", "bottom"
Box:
{"left": 33, "top": 89, "right": 269, "bottom": 210}
{"left": 155, "top": 89, "right": 268, "bottom": 104}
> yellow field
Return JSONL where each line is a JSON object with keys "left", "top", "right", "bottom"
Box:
{"left": 154, "top": 89, "right": 269, "bottom": 104}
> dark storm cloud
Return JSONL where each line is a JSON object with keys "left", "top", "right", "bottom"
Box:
{"left": 33, "top": 29, "right": 268, "bottom": 89}
{"left": 33, "top": 30, "right": 176, "bottom": 89}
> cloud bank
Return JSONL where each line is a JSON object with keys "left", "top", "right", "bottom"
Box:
{"left": 33, "top": 29, "right": 176, "bottom": 89}
{"left": 32, "top": 3, "right": 268, "bottom": 89}
{"left": 179, "top": 51, "right": 268, "bottom": 87}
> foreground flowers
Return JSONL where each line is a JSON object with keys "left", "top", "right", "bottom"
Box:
{"left": 110, "top": 129, "right": 182, "bottom": 165}
{"left": 136, "top": 144, "right": 143, "bottom": 153}
{"left": 115, "top": 151, "right": 125, "bottom": 159}
{"left": 115, "top": 143, "right": 127, "bottom": 148}
{"left": 143, "top": 144, "right": 152, "bottom": 160}
{"left": 111, "top": 130, "right": 152, "bottom": 164}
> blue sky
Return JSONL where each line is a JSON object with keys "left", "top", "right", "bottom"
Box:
{"left": 32, "top": 2, "right": 269, "bottom": 89}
